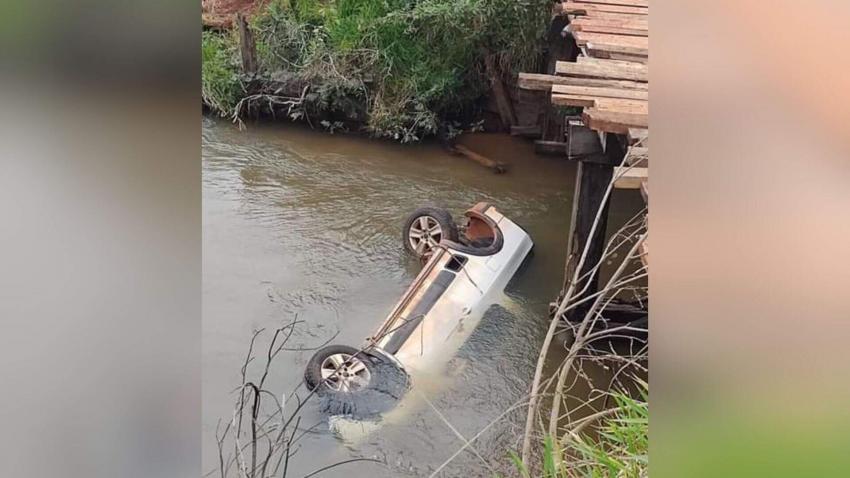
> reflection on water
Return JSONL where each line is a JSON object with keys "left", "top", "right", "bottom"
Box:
{"left": 202, "top": 117, "right": 640, "bottom": 477}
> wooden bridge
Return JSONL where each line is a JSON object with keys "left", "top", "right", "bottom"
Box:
{"left": 517, "top": 0, "right": 649, "bottom": 321}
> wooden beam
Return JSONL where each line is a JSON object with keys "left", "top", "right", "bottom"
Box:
{"left": 589, "top": 50, "right": 649, "bottom": 63}
{"left": 578, "top": 0, "right": 649, "bottom": 7}
{"left": 519, "top": 72, "right": 648, "bottom": 92}
{"left": 484, "top": 54, "right": 516, "bottom": 130}
{"left": 627, "top": 127, "right": 649, "bottom": 145}
{"left": 572, "top": 31, "right": 649, "bottom": 50}
{"left": 563, "top": 2, "right": 648, "bottom": 16}
{"left": 562, "top": 133, "right": 624, "bottom": 321}
{"left": 566, "top": 119, "right": 604, "bottom": 158}
{"left": 613, "top": 166, "right": 648, "bottom": 189}
{"left": 567, "top": 11, "right": 652, "bottom": 21}
{"left": 582, "top": 107, "right": 648, "bottom": 134}
{"left": 567, "top": 23, "right": 648, "bottom": 37}
{"left": 552, "top": 84, "right": 648, "bottom": 100}
{"left": 236, "top": 13, "right": 257, "bottom": 74}
{"left": 556, "top": 60, "right": 648, "bottom": 82}
{"left": 552, "top": 94, "right": 649, "bottom": 115}
{"left": 570, "top": 17, "right": 649, "bottom": 29}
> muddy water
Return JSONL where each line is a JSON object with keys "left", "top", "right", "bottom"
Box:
{"left": 202, "top": 117, "right": 642, "bottom": 477}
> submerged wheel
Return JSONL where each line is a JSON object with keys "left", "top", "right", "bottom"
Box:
{"left": 402, "top": 207, "right": 459, "bottom": 259}
{"left": 304, "top": 345, "right": 373, "bottom": 393}
{"left": 304, "top": 345, "right": 410, "bottom": 416}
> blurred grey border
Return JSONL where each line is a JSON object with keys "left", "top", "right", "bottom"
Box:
{"left": 1, "top": 1, "right": 849, "bottom": 477}
{"left": 0, "top": 2, "right": 200, "bottom": 477}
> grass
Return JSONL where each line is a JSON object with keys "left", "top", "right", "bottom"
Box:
{"left": 201, "top": 0, "right": 551, "bottom": 141}
{"left": 202, "top": 29, "right": 243, "bottom": 116}
{"left": 506, "top": 382, "right": 648, "bottom": 478}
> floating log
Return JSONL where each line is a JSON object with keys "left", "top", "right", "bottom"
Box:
{"left": 450, "top": 144, "right": 507, "bottom": 174}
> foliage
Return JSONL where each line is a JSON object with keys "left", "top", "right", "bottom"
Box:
{"left": 508, "top": 382, "right": 648, "bottom": 478}
{"left": 202, "top": 30, "right": 243, "bottom": 116}
{"left": 202, "top": 0, "right": 552, "bottom": 141}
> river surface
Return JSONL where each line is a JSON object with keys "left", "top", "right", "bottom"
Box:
{"left": 202, "top": 117, "right": 641, "bottom": 477}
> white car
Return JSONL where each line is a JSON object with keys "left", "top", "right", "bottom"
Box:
{"left": 304, "top": 202, "right": 533, "bottom": 414}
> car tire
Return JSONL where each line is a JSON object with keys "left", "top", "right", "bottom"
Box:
{"left": 304, "top": 345, "right": 374, "bottom": 392}
{"left": 304, "top": 345, "right": 409, "bottom": 416}
{"left": 402, "top": 207, "right": 459, "bottom": 259}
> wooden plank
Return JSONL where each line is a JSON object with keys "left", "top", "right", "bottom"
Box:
{"left": 484, "top": 54, "right": 515, "bottom": 130}
{"left": 567, "top": 23, "right": 648, "bottom": 37}
{"left": 582, "top": 107, "right": 648, "bottom": 134}
{"left": 613, "top": 166, "right": 648, "bottom": 189}
{"left": 518, "top": 72, "right": 648, "bottom": 92}
{"left": 552, "top": 94, "right": 648, "bottom": 115}
{"left": 589, "top": 50, "right": 649, "bottom": 63}
{"left": 556, "top": 60, "right": 647, "bottom": 82}
{"left": 552, "top": 84, "right": 648, "bottom": 101}
{"left": 627, "top": 127, "right": 649, "bottom": 145}
{"left": 573, "top": 31, "right": 649, "bottom": 50}
{"left": 570, "top": 17, "right": 649, "bottom": 29}
{"left": 236, "top": 13, "right": 257, "bottom": 74}
{"left": 567, "top": 10, "right": 651, "bottom": 21}
{"left": 575, "top": 56, "right": 649, "bottom": 70}
{"left": 578, "top": 0, "right": 649, "bottom": 7}
{"left": 594, "top": 98, "right": 648, "bottom": 114}
{"left": 585, "top": 41, "right": 649, "bottom": 57}
{"left": 563, "top": 2, "right": 648, "bottom": 16}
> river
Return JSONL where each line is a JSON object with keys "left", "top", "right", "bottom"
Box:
{"left": 202, "top": 116, "right": 642, "bottom": 477}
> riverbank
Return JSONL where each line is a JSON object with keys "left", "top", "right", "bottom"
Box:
{"left": 202, "top": 0, "right": 551, "bottom": 142}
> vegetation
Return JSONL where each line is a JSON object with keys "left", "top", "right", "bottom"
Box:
{"left": 201, "top": 0, "right": 551, "bottom": 141}
{"left": 507, "top": 383, "right": 648, "bottom": 478}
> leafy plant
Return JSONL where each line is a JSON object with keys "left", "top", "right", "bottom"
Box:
{"left": 202, "top": 0, "right": 552, "bottom": 141}
{"left": 202, "top": 30, "right": 243, "bottom": 116}
{"left": 509, "top": 382, "right": 648, "bottom": 478}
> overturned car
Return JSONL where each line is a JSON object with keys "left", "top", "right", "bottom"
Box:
{"left": 304, "top": 202, "right": 533, "bottom": 414}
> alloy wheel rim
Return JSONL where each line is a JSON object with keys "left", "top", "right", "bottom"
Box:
{"left": 320, "top": 353, "right": 371, "bottom": 392}
{"left": 408, "top": 216, "right": 442, "bottom": 256}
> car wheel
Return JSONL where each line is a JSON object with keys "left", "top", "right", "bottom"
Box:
{"left": 304, "top": 345, "right": 374, "bottom": 393}
{"left": 402, "top": 207, "right": 459, "bottom": 259}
